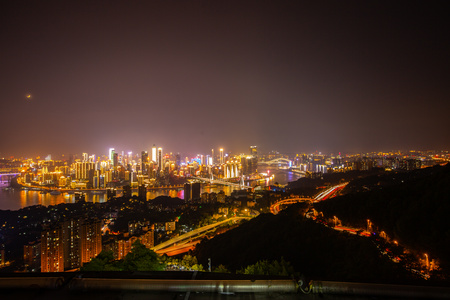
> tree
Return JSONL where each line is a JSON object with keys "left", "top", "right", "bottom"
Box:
{"left": 81, "top": 250, "right": 120, "bottom": 271}
{"left": 213, "top": 264, "right": 230, "bottom": 273}
{"left": 239, "top": 258, "right": 294, "bottom": 277}
{"left": 180, "top": 254, "right": 204, "bottom": 271}
{"left": 122, "top": 240, "right": 165, "bottom": 271}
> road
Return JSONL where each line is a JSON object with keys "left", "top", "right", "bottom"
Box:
{"left": 152, "top": 217, "right": 250, "bottom": 252}
{"left": 269, "top": 183, "right": 348, "bottom": 214}
{"left": 270, "top": 197, "right": 312, "bottom": 214}
{"left": 155, "top": 240, "right": 201, "bottom": 256}
{"left": 314, "top": 182, "right": 348, "bottom": 201}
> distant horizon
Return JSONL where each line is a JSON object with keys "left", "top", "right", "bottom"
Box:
{"left": 1, "top": 146, "right": 449, "bottom": 161}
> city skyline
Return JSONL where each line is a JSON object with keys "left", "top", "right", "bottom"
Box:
{"left": 1, "top": 1, "right": 450, "bottom": 157}
{"left": 3, "top": 145, "right": 450, "bottom": 161}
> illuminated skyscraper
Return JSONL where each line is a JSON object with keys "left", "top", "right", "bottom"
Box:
{"left": 220, "top": 148, "right": 224, "bottom": 164}
{"left": 80, "top": 220, "right": 102, "bottom": 266}
{"left": 109, "top": 148, "right": 115, "bottom": 162}
{"left": 141, "top": 151, "right": 148, "bottom": 174}
{"left": 41, "top": 226, "right": 64, "bottom": 272}
{"left": 211, "top": 149, "right": 214, "bottom": 165}
{"left": 152, "top": 145, "right": 157, "bottom": 163}
{"left": 82, "top": 153, "right": 88, "bottom": 162}
{"left": 250, "top": 146, "right": 257, "bottom": 156}
{"left": 63, "top": 218, "right": 81, "bottom": 269}
{"left": 113, "top": 152, "right": 118, "bottom": 168}
{"left": 241, "top": 156, "right": 257, "bottom": 175}
{"left": 158, "top": 147, "right": 163, "bottom": 171}
{"left": 126, "top": 151, "right": 132, "bottom": 166}
{"left": 75, "top": 162, "right": 95, "bottom": 180}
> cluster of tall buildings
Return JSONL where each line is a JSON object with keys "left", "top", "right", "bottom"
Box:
{"left": 17, "top": 146, "right": 260, "bottom": 190}
{"left": 39, "top": 218, "right": 102, "bottom": 272}
{"left": 260, "top": 150, "right": 447, "bottom": 176}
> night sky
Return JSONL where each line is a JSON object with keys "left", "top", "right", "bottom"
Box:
{"left": 1, "top": 1, "right": 449, "bottom": 158}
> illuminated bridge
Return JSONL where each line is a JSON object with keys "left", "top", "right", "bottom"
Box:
{"left": 191, "top": 176, "right": 251, "bottom": 189}
{"left": 259, "top": 158, "right": 292, "bottom": 166}
{"left": 0, "top": 171, "right": 20, "bottom": 184}
{"left": 270, "top": 183, "right": 349, "bottom": 214}
{"left": 270, "top": 197, "right": 312, "bottom": 214}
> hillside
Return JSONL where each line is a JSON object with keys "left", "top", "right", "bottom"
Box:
{"left": 315, "top": 163, "right": 450, "bottom": 274}
{"left": 193, "top": 203, "right": 414, "bottom": 284}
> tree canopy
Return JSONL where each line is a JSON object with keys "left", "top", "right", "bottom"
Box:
{"left": 81, "top": 240, "right": 165, "bottom": 271}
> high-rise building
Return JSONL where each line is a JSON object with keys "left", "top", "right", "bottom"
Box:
{"left": 241, "top": 156, "right": 258, "bottom": 175}
{"left": 41, "top": 218, "right": 102, "bottom": 271}
{"left": 141, "top": 151, "right": 148, "bottom": 174}
{"left": 152, "top": 145, "right": 157, "bottom": 163}
{"left": 138, "top": 185, "right": 147, "bottom": 200}
{"left": 184, "top": 183, "right": 191, "bottom": 201}
{"left": 117, "top": 236, "right": 138, "bottom": 260}
{"left": 41, "top": 226, "right": 64, "bottom": 272}
{"left": 80, "top": 220, "right": 102, "bottom": 266}
{"left": 157, "top": 147, "right": 163, "bottom": 171}
{"left": 24, "top": 241, "right": 41, "bottom": 272}
{"left": 113, "top": 152, "right": 118, "bottom": 168}
{"left": 250, "top": 146, "right": 257, "bottom": 157}
{"left": 126, "top": 151, "right": 132, "bottom": 166}
{"left": 82, "top": 153, "right": 88, "bottom": 162}
{"left": 62, "top": 218, "right": 81, "bottom": 269}
{"left": 75, "top": 162, "right": 95, "bottom": 180}
{"left": 109, "top": 148, "right": 115, "bottom": 162}
{"left": 192, "top": 182, "right": 201, "bottom": 200}
{"left": 140, "top": 230, "right": 154, "bottom": 249}
{"left": 219, "top": 148, "right": 224, "bottom": 164}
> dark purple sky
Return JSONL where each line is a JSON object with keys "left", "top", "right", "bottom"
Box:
{"left": 1, "top": 1, "right": 449, "bottom": 158}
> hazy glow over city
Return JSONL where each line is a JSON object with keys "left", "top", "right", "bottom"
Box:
{"left": 1, "top": 1, "right": 449, "bottom": 158}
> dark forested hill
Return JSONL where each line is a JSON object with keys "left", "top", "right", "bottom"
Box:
{"left": 314, "top": 163, "right": 450, "bottom": 272}
{"left": 193, "top": 203, "right": 414, "bottom": 284}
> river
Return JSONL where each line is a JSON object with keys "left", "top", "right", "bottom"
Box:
{"left": 0, "top": 168, "right": 302, "bottom": 211}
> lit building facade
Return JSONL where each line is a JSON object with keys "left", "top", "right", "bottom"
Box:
{"left": 41, "top": 226, "right": 64, "bottom": 272}
{"left": 80, "top": 220, "right": 102, "bottom": 265}
{"left": 24, "top": 241, "right": 41, "bottom": 272}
